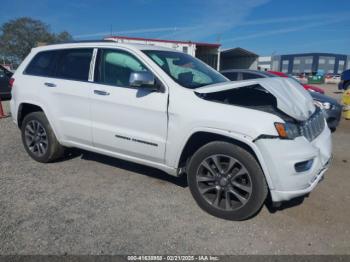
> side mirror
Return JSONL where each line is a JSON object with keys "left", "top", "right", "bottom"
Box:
{"left": 129, "top": 71, "right": 155, "bottom": 88}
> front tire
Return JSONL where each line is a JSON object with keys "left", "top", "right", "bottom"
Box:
{"left": 21, "top": 112, "right": 64, "bottom": 163}
{"left": 187, "top": 141, "right": 268, "bottom": 220}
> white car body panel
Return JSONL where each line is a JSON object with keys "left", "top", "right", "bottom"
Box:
{"left": 259, "top": 125, "right": 332, "bottom": 201}
{"left": 10, "top": 42, "right": 333, "bottom": 203}
{"left": 90, "top": 82, "right": 168, "bottom": 163}
{"left": 43, "top": 78, "right": 93, "bottom": 146}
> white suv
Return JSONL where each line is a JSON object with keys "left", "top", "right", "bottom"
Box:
{"left": 10, "top": 41, "right": 332, "bottom": 220}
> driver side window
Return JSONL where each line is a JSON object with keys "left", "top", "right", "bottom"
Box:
{"left": 96, "top": 49, "right": 149, "bottom": 87}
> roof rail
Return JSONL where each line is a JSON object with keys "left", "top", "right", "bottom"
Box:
{"left": 45, "top": 39, "right": 116, "bottom": 46}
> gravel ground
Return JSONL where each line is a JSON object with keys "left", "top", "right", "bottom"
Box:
{"left": 0, "top": 84, "right": 349, "bottom": 255}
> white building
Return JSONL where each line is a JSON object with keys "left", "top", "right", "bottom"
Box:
{"left": 105, "top": 36, "right": 221, "bottom": 70}
{"left": 257, "top": 56, "right": 272, "bottom": 71}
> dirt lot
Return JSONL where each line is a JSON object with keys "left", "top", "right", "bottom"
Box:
{"left": 0, "top": 84, "right": 349, "bottom": 255}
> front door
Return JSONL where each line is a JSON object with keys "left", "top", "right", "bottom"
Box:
{"left": 90, "top": 48, "right": 168, "bottom": 163}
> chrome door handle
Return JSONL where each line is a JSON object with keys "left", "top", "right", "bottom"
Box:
{"left": 44, "top": 82, "right": 56, "bottom": 87}
{"left": 94, "top": 90, "right": 110, "bottom": 96}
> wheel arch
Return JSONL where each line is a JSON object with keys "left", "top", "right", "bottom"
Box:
{"left": 176, "top": 129, "right": 274, "bottom": 189}
{"left": 17, "top": 102, "right": 44, "bottom": 128}
{"left": 17, "top": 101, "right": 62, "bottom": 142}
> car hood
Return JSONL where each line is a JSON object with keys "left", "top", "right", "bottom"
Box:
{"left": 195, "top": 77, "right": 315, "bottom": 121}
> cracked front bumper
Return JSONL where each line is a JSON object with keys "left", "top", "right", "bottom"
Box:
{"left": 255, "top": 124, "right": 332, "bottom": 202}
{"left": 269, "top": 156, "right": 331, "bottom": 202}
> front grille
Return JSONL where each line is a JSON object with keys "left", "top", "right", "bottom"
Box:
{"left": 299, "top": 108, "right": 325, "bottom": 141}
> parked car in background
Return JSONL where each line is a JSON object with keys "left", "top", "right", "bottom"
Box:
{"left": 325, "top": 73, "right": 341, "bottom": 84}
{"left": 0, "top": 64, "right": 13, "bottom": 100}
{"left": 338, "top": 69, "right": 350, "bottom": 90}
{"left": 221, "top": 69, "right": 325, "bottom": 94}
{"left": 293, "top": 73, "right": 308, "bottom": 84}
{"left": 291, "top": 74, "right": 302, "bottom": 81}
{"left": 219, "top": 69, "right": 275, "bottom": 81}
{"left": 268, "top": 71, "right": 325, "bottom": 94}
{"left": 309, "top": 91, "right": 342, "bottom": 131}
{"left": 221, "top": 69, "right": 342, "bottom": 131}
{"left": 10, "top": 42, "right": 332, "bottom": 220}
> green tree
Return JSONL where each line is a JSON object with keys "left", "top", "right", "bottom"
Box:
{"left": 54, "top": 31, "right": 72, "bottom": 43}
{"left": 0, "top": 17, "right": 72, "bottom": 61}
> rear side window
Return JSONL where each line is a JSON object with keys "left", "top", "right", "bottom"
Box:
{"left": 56, "top": 49, "right": 93, "bottom": 81}
{"left": 24, "top": 51, "right": 59, "bottom": 77}
{"left": 222, "top": 72, "right": 238, "bottom": 81}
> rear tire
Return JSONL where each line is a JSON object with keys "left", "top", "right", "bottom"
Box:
{"left": 187, "top": 141, "right": 268, "bottom": 221}
{"left": 21, "top": 112, "right": 64, "bottom": 163}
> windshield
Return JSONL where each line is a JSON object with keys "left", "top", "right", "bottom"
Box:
{"left": 143, "top": 50, "right": 227, "bottom": 89}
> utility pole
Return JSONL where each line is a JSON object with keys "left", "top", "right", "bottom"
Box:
{"left": 216, "top": 34, "right": 222, "bottom": 71}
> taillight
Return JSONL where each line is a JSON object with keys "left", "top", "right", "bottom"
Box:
{"left": 9, "top": 78, "right": 15, "bottom": 88}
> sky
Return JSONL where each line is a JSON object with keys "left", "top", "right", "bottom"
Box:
{"left": 1, "top": 0, "right": 350, "bottom": 55}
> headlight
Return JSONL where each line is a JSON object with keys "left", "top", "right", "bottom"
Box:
{"left": 314, "top": 101, "right": 323, "bottom": 108}
{"left": 274, "top": 122, "right": 301, "bottom": 139}
{"left": 314, "top": 100, "right": 332, "bottom": 110}
{"left": 322, "top": 102, "right": 331, "bottom": 110}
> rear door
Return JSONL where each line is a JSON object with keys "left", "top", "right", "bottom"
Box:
{"left": 24, "top": 48, "right": 94, "bottom": 146}
{"left": 48, "top": 48, "right": 94, "bottom": 145}
{"left": 90, "top": 48, "right": 168, "bottom": 163}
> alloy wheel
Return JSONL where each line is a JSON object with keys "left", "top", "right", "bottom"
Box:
{"left": 24, "top": 120, "right": 49, "bottom": 157}
{"left": 196, "top": 154, "right": 252, "bottom": 211}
